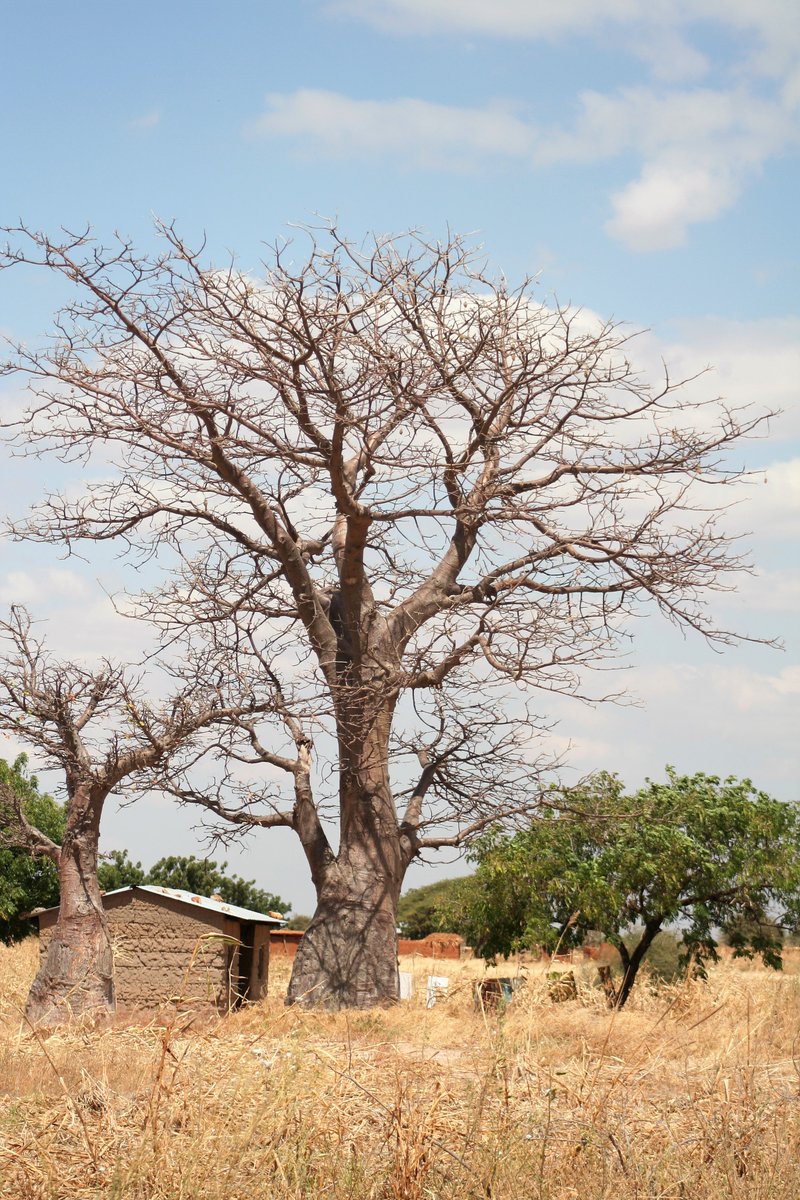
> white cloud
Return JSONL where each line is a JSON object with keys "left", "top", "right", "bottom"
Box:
{"left": 729, "top": 458, "right": 800, "bottom": 540}
{"left": 619, "top": 316, "right": 800, "bottom": 551}
{"left": 694, "top": 0, "right": 800, "bottom": 90}
{"left": 540, "top": 653, "right": 800, "bottom": 799}
{"left": 704, "top": 661, "right": 800, "bottom": 712}
{"left": 0, "top": 571, "right": 40, "bottom": 605}
{"left": 330, "top": 0, "right": 641, "bottom": 38}
{"left": 126, "top": 110, "right": 161, "bottom": 132}
{"left": 606, "top": 164, "right": 733, "bottom": 250}
{"left": 535, "top": 87, "right": 784, "bottom": 165}
{"left": 536, "top": 85, "right": 795, "bottom": 250}
{"left": 332, "top": 0, "right": 800, "bottom": 110}
{"left": 319, "top": 0, "right": 800, "bottom": 250}
{"left": 246, "top": 90, "right": 533, "bottom": 169}
{"left": 48, "top": 568, "right": 92, "bottom": 599}
{"left": 42, "top": 595, "right": 153, "bottom": 663}
{"left": 651, "top": 316, "right": 800, "bottom": 441}
{"left": 249, "top": 81, "right": 797, "bottom": 249}
{"left": 628, "top": 28, "right": 710, "bottom": 84}
{"left": 737, "top": 570, "right": 800, "bottom": 613}
{"left": 332, "top": 0, "right": 800, "bottom": 84}
{"left": 0, "top": 559, "right": 148, "bottom": 662}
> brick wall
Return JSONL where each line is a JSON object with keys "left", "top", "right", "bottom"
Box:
{"left": 270, "top": 928, "right": 305, "bottom": 959}
{"left": 397, "top": 933, "right": 465, "bottom": 960}
{"left": 270, "top": 928, "right": 467, "bottom": 961}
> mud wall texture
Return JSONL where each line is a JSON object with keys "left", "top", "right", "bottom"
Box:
{"left": 111, "top": 894, "right": 230, "bottom": 1009}
{"left": 39, "top": 894, "right": 249, "bottom": 1010}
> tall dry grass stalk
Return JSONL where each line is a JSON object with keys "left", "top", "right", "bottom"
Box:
{"left": 2, "top": 941, "right": 800, "bottom": 1198}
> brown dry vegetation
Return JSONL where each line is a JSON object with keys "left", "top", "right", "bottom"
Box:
{"left": 2, "top": 939, "right": 800, "bottom": 1199}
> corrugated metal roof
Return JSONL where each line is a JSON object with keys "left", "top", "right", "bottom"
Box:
{"left": 29, "top": 885, "right": 286, "bottom": 924}
{"left": 111, "top": 885, "right": 286, "bottom": 924}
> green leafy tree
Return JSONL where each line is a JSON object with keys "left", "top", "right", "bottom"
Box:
{"left": 285, "top": 914, "right": 312, "bottom": 931}
{"left": 397, "top": 878, "right": 464, "bottom": 939}
{"left": 721, "top": 912, "right": 785, "bottom": 955}
{"left": 145, "top": 855, "right": 287, "bottom": 916}
{"left": 0, "top": 756, "right": 66, "bottom": 943}
{"left": 96, "top": 849, "right": 146, "bottom": 891}
{"left": 446, "top": 771, "right": 800, "bottom": 1008}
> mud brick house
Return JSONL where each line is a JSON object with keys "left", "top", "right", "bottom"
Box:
{"left": 32, "top": 885, "right": 285, "bottom": 1012}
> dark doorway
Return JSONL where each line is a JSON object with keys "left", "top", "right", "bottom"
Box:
{"left": 234, "top": 922, "right": 256, "bottom": 1008}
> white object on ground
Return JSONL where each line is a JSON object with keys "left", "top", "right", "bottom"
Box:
{"left": 426, "top": 975, "right": 449, "bottom": 1008}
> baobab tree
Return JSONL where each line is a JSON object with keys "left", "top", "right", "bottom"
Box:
{"left": 0, "top": 606, "right": 270, "bottom": 1025}
{"left": 0, "top": 223, "right": 766, "bottom": 1008}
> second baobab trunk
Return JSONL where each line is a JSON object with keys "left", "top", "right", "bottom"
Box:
{"left": 0, "top": 604, "right": 265, "bottom": 1025}
{"left": 26, "top": 790, "right": 115, "bottom": 1026}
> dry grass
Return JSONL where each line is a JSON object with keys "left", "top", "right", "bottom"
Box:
{"left": 2, "top": 940, "right": 800, "bottom": 1198}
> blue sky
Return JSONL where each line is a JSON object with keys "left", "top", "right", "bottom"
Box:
{"left": 1, "top": 1, "right": 798, "bottom": 912}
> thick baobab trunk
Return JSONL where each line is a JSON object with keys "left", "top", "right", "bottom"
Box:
{"left": 26, "top": 802, "right": 114, "bottom": 1027}
{"left": 287, "top": 706, "right": 405, "bottom": 1009}
{"left": 286, "top": 845, "right": 402, "bottom": 1008}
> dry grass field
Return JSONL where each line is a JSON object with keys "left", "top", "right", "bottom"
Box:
{"left": 2, "top": 939, "right": 800, "bottom": 1199}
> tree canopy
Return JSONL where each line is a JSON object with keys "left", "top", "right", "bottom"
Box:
{"left": 95, "top": 850, "right": 147, "bottom": 891}
{"left": 0, "top": 756, "right": 66, "bottom": 943}
{"left": 1, "top": 222, "right": 769, "bottom": 1008}
{"left": 445, "top": 770, "right": 800, "bottom": 1007}
{"left": 141, "top": 855, "right": 287, "bottom": 916}
{"left": 397, "top": 878, "right": 464, "bottom": 939}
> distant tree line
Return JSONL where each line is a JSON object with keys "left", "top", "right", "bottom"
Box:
{"left": 397, "top": 878, "right": 465, "bottom": 940}
{"left": 95, "top": 850, "right": 288, "bottom": 918}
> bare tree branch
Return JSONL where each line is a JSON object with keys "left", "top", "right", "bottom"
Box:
{"left": 0, "top": 221, "right": 771, "bottom": 1008}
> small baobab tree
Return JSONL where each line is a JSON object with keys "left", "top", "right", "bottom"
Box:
{"left": 0, "top": 606, "right": 270, "bottom": 1025}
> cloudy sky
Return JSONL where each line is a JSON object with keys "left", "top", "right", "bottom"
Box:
{"left": 1, "top": 1, "right": 798, "bottom": 912}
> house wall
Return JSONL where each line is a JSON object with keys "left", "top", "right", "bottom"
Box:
{"left": 397, "top": 933, "right": 465, "bottom": 960}
{"left": 270, "top": 928, "right": 305, "bottom": 959}
{"left": 39, "top": 893, "right": 241, "bottom": 1011}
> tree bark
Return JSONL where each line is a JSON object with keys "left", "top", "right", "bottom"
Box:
{"left": 611, "top": 919, "right": 662, "bottom": 1010}
{"left": 25, "top": 791, "right": 114, "bottom": 1027}
{"left": 287, "top": 695, "right": 404, "bottom": 1008}
{"left": 286, "top": 843, "right": 401, "bottom": 1008}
